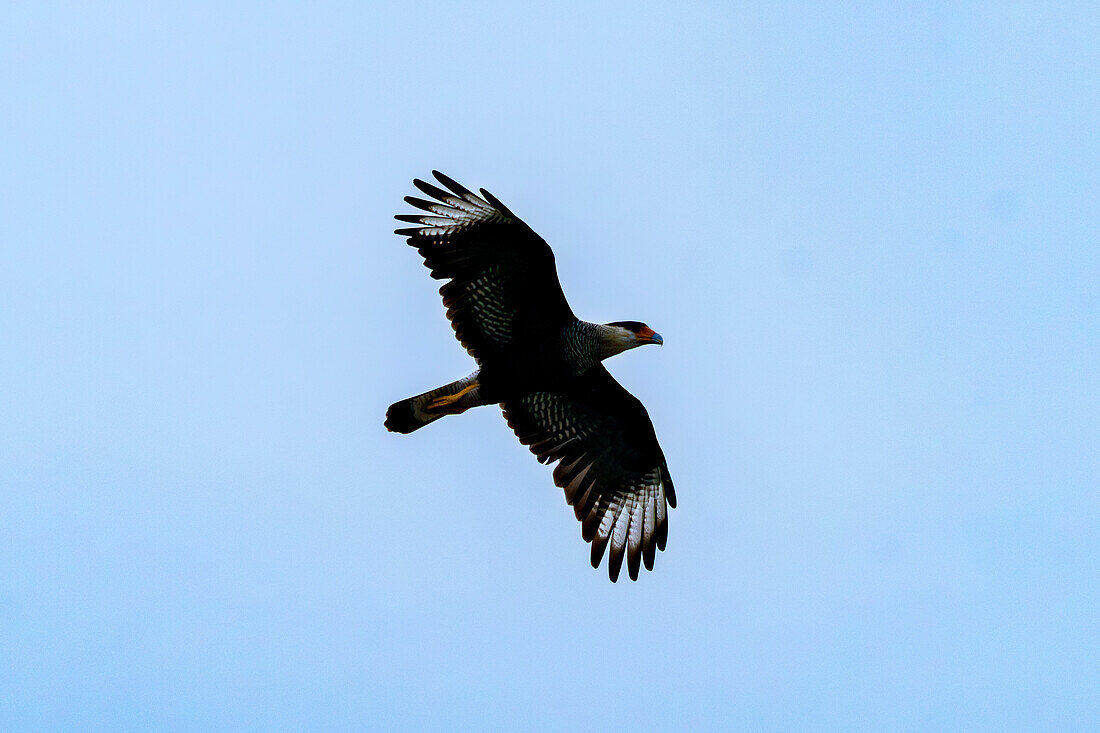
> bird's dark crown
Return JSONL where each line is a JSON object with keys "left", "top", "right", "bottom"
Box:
{"left": 606, "top": 320, "right": 649, "bottom": 332}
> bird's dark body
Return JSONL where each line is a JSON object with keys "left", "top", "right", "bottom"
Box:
{"left": 475, "top": 362, "right": 555, "bottom": 404}
{"left": 386, "top": 171, "right": 675, "bottom": 582}
{"left": 475, "top": 332, "right": 585, "bottom": 401}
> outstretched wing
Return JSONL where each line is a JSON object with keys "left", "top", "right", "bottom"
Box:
{"left": 502, "top": 366, "right": 676, "bottom": 582}
{"left": 395, "top": 171, "right": 575, "bottom": 363}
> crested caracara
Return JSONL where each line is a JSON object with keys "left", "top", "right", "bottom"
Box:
{"left": 386, "top": 172, "right": 675, "bottom": 582}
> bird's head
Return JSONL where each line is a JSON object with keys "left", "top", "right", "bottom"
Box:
{"left": 600, "top": 320, "right": 663, "bottom": 358}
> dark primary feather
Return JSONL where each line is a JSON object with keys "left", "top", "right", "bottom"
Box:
{"left": 502, "top": 366, "right": 676, "bottom": 582}
{"left": 394, "top": 171, "right": 575, "bottom": 363}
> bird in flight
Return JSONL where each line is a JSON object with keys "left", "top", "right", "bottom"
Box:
{"left": 385, "top": 172, "right": 675, "bottom": 582}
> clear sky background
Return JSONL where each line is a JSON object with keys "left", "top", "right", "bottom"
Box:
{"left": 2, "top": 2, "right": 1098, "bottom": 730}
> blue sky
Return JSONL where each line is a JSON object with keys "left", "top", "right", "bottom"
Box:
{"left": 2, "top": 2, "right": 1098, "bottom": 730}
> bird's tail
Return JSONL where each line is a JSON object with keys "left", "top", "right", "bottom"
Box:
{"left": 385, "top": 371, "right": 485, "bottom": 434}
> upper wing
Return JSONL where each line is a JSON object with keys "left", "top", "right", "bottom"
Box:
{"left": 502, "top": 366, "right": 676, "bottom": 582}
{"left": 395, "top": 171, "right": 576, "bottom": 363}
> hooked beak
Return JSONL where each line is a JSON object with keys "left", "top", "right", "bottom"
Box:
{"left": 637, "top": 327, "right": 663, "bottom": 345}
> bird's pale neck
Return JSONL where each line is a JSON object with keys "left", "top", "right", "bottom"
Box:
{"left": 561, "top": 322, "right": 648, "bottom": 374}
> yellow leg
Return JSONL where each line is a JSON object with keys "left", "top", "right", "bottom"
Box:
{"left": 424, "top": 381, "right": 478, "bottom": 413}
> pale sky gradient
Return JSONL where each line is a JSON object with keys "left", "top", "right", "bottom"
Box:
{"left": 2, "top": 2, "right": 1098, "bottom": 730}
